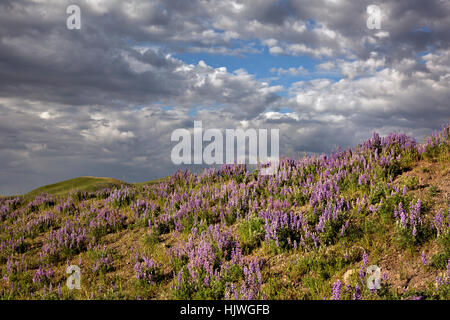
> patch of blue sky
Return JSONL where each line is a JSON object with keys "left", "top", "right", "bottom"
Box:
{"left": 188, "top": 104, "right": 226, "bottom": 117}
{"left": 161, "top": 106, "right": 174, "bottom": 112}
{"left": 305, "top": 19, "right": 317, "bottom": 30}
{"left": 416, "top": 51, "right": 430, "bottom": 65}
{"left": 412, "top": 26, "right": 432, "bottom": 33}
{"left": 132, "top": 102, "right": 176, "bottom": 113}
{"left": 417, "top": 44, "right": 435, "bottom": 64}
{"left": 188, "top": 108, "right": 198, "bottom": 117}
{"left": 417, "top": 51, "right": 430, "bottom": 57}
{"left": 279, "top": 106, "right": 294, "bottom": 114}
{"left": 173, "top": 41, "right": 341, "bottom": 96}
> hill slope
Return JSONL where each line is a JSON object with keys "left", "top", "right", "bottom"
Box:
{"left": 0, "top": 125, "right": 449, "bottom": 300}
{"left": 24, "top": 176, "right": 126, "bottom": 198}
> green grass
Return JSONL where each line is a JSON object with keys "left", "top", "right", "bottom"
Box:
{"left": 238, "top": 215, "right": 265, "bottom": 254}
{"left": 24, "top": 176, "right": 126, "bottom": 198}
{"left": 133, "top": 177, "right": 169, "bottom": 187}
{"left": 6, "top": 176, "right": 169, "bottom": 199}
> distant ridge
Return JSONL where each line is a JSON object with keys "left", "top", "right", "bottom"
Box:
{"left": 24, "top": 176, "right": 126, "bottom": 197}
{"left": 9, "top": 176, "right": 167, "bottom": 198}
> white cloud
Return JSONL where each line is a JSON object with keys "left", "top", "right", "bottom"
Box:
{"left": 270, "top": 66, "right": 308, "bottom": 76}
{"left": 0, "top": 0, "right": 449, "bottom": 194}
{"left": 269, "top": 46, "right": 284, "bottom": 54}
{"left": 39, "top": 111, "right": 59, "bottom": 120}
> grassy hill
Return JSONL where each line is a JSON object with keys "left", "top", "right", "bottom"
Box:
{"left": 1, "top": 177, "right": 168, "bottom": 199}
{"left": 24, "top": 177, "right": 126, "bottom": 198}
{"left": 0, "top": 125, "right": 449, "bottom": 300}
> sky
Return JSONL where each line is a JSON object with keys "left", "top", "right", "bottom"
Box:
{"left": 0, "top": 0, "right": 449, "bottom": 195}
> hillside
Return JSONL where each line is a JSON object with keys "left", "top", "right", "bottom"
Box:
{"left": 0, "top": 125, "right": 449, "bottom": 300}
{"left": 23, "top": 177, "right": 126, "bottom": 198}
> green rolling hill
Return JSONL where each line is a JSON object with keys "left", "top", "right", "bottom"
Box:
{"left": 24, "top": 176, "right": 126, "bottom": 198}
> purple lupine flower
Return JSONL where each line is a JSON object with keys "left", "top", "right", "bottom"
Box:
{"left": 359, "top": 265, "right": 366, "bottom": 282}
{"left": 134, "top": 254, "right": 162, "bottom": 284}
{"left": 421, "top": 253, "right": 427, "bottom": 266}
{"left": 332, "top": 280, "right": 342, "bottom": 300}
{"left": 362, "top": 251, "right": 368, "bottom": 267}
{"left": 433, "top": 209, "right": 445, "bottom": 235}
{"left": 436, "top": 276, "right": 443, "bottom": 288}
{"left": 447, "top": 259, "right": 450, "bottom": 281}
{"left": 353, "top": 285, "right": 361, "bottom": 300}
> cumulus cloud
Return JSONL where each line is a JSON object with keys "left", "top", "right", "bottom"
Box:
{"left": 270, "top": 66, "right": 308, "bottom": 76}
{"left": 0, "top": 0, "right": 449, "bottom": 195}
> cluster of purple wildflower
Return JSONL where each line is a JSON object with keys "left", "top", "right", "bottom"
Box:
{"left": 4, "top": 255, "right": 27, "bottom": 282}
{"left": 131, "top": 199, "right": 159, "bottom": 225}
{"left": 43, "top": 221, "right": 87, "bottom": 256}
{"left": 134, "top": 254, "right": 162, "bottom": 284}
{"left": 33, "top": 265, "right": 55, "bottom": 284}
{"left": 169, "top": 224, "right": 264, "bottom": 299}
{"left": 85, "top": 207, "right": 127, "bottom": 236}
{"left": 0, "top": 198, "right": 20, "bottom": 221}
{"left": 26, "top": 194, "right": 55, "bottom": 212}
{"left": 92, "top": 252, "right": 114, "bottom": 274}
{"left": 55, "top": 198, "right": 77, "bottom": 215}
{"left": 433, "top": 208, "right": 450, "bottom": 236}
{"left": 332, "top": 280, "right": 342, "bottom": 300}
{"left": 23, "top": 212, "right": 57, "bottom": 236}
{"left": 394, "top": 200, "right": 423, "bottom": 236}
{"left": 107, "top": 186, "right": 135, "bottom": 207}
{"left": 435, "top": 260, "right": 450, "bottom": 290}
{"left": 225, "top": 258, "right": 263, "bottom": 300}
